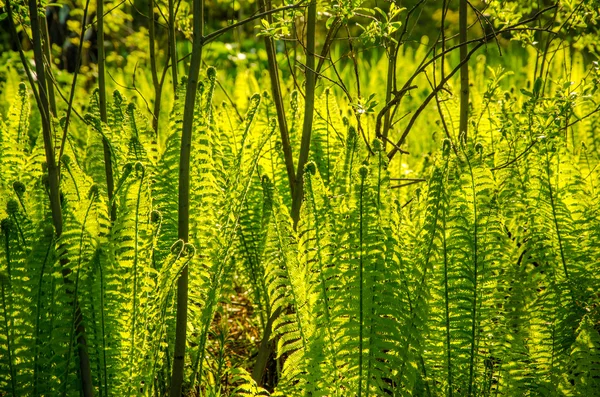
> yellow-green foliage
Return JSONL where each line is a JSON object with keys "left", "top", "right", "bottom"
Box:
{"left": 0, "top": 45, "right": 599, "bottom": 397}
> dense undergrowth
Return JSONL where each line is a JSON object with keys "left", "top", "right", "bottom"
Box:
{"left": 1, "top": 39, "right": 600, "bottom": 396}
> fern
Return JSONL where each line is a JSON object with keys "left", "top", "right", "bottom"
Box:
{"left": 1, "top": 45, "right": 599, "bottom": 397}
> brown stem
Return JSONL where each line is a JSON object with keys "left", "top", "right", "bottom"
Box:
{"left": 387, "top": 41, "right": 485, "bottom": 160}
{"left": 375, "top": 85, "right": 417, "bottom": 150}
{"left": 97, "top": 0, "right": 117, "bottom": 222}
{"left": 386, "top": 5, "right": 557, "bottom": 160}
{"left": 149, "top": 0, "right": 162, "bottom": 135}
{"left": 24, "top": 0, "right": 60, "bottom": 248}
{"left": 168, "top": 0, "right": 178, "bottom": 95}
{"left": 381, "top": 40, "right": 396, "bottom": 148}
{"left": 315, "top": 16, "right": 341, "bottom": 76}
{"left": 290, "top": 0, "right": 316, "bottom": 228}
{"left": 202, "top": 1, "right": 307, "bottom": 46}
{"left": 258, "top": 0, "right": 295, "bottom": 198}
{"left": 429, "top": 0, "right": 459, "bottom": 159}
{"left": 251, "top": 307, "right": 282, "bottom": 384}
{"left": 40, "top": 15, "right": 58, "bottom": 118}
{"left": 459, "top": 0, "right": 469, "bottom": 140}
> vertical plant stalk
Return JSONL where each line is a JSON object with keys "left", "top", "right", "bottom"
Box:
{"left": 381, "top": 35, "right": 398, "bottom": 148}
{"left": 40, "top": 16, "right": 58, "bottom": 118}
{"left": 544, "top": 149, "right": 569, "bottom": 280}
{"left": 5, "top": 0, "right": 95, "bottom": 395}
{"left": 168, "top": 0, "right": 178, "bottom": 95}
{"left": 459, "top": 0, "right": 469, "bottom": 139}
{"left": 358, "top": 167, "right": 367, "bottom": 397}
{"left": 291, "top": 0, "right": 317, "bottom": 227}
{"left": 6, "top": 2, "right": 52, "bottom": 224}
{"left": 97, "top": 0, "right": 117, "bottom": 222}
{"left": 251, "top": 0, "right": 295, "bottom": 383}
{"left": 1, "top": 230, "right": 16, "bottom": 396}
{"left": 315, "top": 17, "right": 341, "bottom": 76}
{"left": 1, "top": 283, "right": 15, "bottom": 396}
{"left": 442, "top": 197, "right": 453, "bottom": 396}
{"left": 258, "top": 0, "right": 295, "bottom": 198}
{"left": 57, "top": 0, "right": 92, "bottom": 167}
{"left": 128, "top": 165, "right": 145, "bottom": 394}
{"left": 33, "top": 237, "right": 54, "bottom": 396}
{"left": 23, "top": 0, "right": 60, "bottom": 270}
{"left": 432, "top": 0, "right": 459, "bottom": 158}
{"left": 149, "top": 0, "right": 162, "bottom": 135}
{"left": 170, "top": 0, "right": 204, "bottom": 394}
{"left": 465, "top": 156, "right": 478, "bottom": 397}
{"left": 62, "top": 196, "right": 95, "bottom": 397}
{"left": 251, "top": 306, "right": 282, "bottom": 384}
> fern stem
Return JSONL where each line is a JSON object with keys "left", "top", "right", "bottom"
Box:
{"left": 544, "top": 149, "right": 569, "bottom": 279}
{"left": 192, "top": 234, "right": 236, "bottom": 386}
{"left": 358, "top": 169, "right": 366, "bottom": 397}
{"left": 33, "top": 236, "right": 55, "bottom": 396}
{"left": 128, "top": 166, "right": 145, "bottom": 393}
{"left": 465, "top": 155, "right": 478, "bottom": 397}
{"left": 98, "top": 253, "right": 109, "bottom": 396}
{"left": 442, "top": 198, "right": 453, "bottom": 397}
{"left": 304, "top": 172, "right": 340, "bottom": 392}
{"left": 88, "top": 279, "right": 103, "bottom": 397}
{"left": 62, "top": 196, "right": 96, "bottom": 397}
{"left": 9, "top": 213, "right": 26, "bottom": 247}
{"left": 326, "top": 90, "right": 331, "bottom": 184}
{"left": 1, "top": 228, "right": 16, "bottom": 396}
{"left": 1, "top": 279, "right": 16, "bottom": 396}
{"left": 195, "top": 132, "right": 272, "bottom": 386}
{"left": 63, "top": 163, "right": 82, "bottom": 201}
{"left": 395, "top": 166, "right": 445, "bottom": 390}
{"left": 240, "top": 232, "right": 267, "bottom": 329}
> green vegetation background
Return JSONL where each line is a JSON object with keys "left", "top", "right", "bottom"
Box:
{"left": 0, "top": 0, "right": 599, "bottom": 396}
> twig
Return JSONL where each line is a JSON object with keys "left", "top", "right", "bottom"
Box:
{"left": 391, "top": 180, "right": 426, "bottom": 188}
{"left": 58, "top": 0, "right": 92, "bottom": 170}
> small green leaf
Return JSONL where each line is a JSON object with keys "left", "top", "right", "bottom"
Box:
{"left": 533, "top": 77, "right": 543, "bottom": 96}
{"left": 326, "top": 16, "right": 336, "bottom": 29}
{"left": 520, "top": 88, "right": 532, "bottom": 97}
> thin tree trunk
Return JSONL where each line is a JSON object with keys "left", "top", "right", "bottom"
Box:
{"left": 257, "top": 0, "right": 295, "bottom": 199}
{"left": 170, "top": 0, "right": 204, "bottom": 394}
{"left": 251, "top": 307, "right": 281, "bottom": 384}
{"left": 459, "top": 0, "right": 469, "bottom": 139}
{"left": 97, "top": 0, "right": 116, "bottom": 222}
{"left": 381, "top": 40, "right": 397, "bottom": 148}
{"left": 149, "top": 0, "right": 162, "bottom": 135}
{"left": 168, "top": 0, "right": 178, "bottom": 96}
{"left": 24, "top": 0, "right": 60, "bottom": 295}
{"left": 290, "top": 0, "right": 317, "bottom": 228}
{"left": 40, "top": 15, "right": 58, "bottom": 118}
